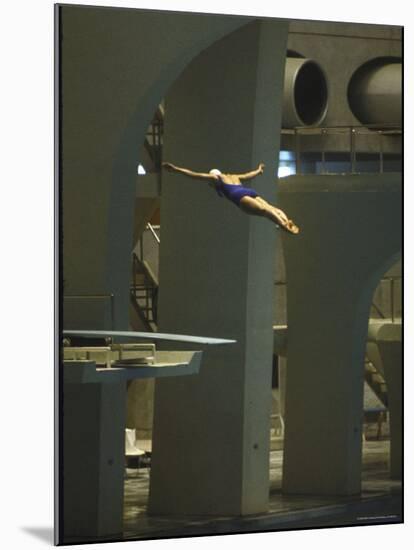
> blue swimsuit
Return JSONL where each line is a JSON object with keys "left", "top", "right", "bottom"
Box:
{"left": 215, "top": 179, "right": 258, "bottom": 206}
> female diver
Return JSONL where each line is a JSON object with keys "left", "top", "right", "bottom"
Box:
{"left": 162, "top": 162, "right": 299, "bottom": 235}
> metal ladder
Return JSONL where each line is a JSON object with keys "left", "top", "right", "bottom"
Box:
{"left": 130, "top": 243, "right": 159, "bottom": 332}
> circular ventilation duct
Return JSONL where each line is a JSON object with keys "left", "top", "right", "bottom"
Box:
{"left": 347, "top": 58, "right": 401, "bottom": 127}
{"left": 283, "top": 58, "right": 328, "bottom": 128}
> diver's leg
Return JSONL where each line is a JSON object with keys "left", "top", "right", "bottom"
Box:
{"left": 238, "top": 195, "right": 266, "bottom": 216}
{"left": 239, "top": 196, "right": 299, "bottom": 234}
{"left": 255, "top": 197, "right": 300, "bottom": 234}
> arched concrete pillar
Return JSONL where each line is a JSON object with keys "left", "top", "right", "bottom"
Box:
{"left": 278, "top": 174, "right": 401, "bottom": 495}
{"left": 60, "top": 5, "right": 254, "bottom": 329}
{"left": 148, "top": 20, "right": 289, "bottom": 516}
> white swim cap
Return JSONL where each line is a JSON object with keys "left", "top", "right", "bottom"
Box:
{"left": 209, "top": 169, "right": 222, "bottom": 177}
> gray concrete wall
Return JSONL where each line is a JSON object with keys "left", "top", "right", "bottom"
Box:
{"left": 149, "top": 19, "right": 288, "bottom": 516}
{"left": 60, "top": 5, "right": 254, "bottom": 329}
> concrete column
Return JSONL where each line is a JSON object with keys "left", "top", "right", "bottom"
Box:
{"left": 149, "top": 20, "right": 288, "bottom": 516}
{"left": 377, "top": 323, "right": 402, "bottom": 479}
{"left": 63, "top": 372, "right": 126, "bottom": 540}
{"left": 278, "top": 174, "right": 401, "bottom": 495}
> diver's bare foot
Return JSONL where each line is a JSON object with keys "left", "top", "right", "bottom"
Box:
{"left": 283, "top": 219, "right": 300, "bottom": 235}
{"left": 272, "top": 207, "right": 300, "bottom": 235}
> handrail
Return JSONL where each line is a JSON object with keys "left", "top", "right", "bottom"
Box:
{"left": 371, "top": 302, "right": 385, "bottom": 320}
{"left": 132, "top": 254, "right": 159, "bottom": 289}
{"left": 131, "top": 253, "right": 158, "bottom": 329}
{"left": 282, "top": 124, "right": 402, "bottom": 176}
{"left": 145, "top": 112, "right": 163, "bottom": 172}
{"left": 132, "top": 223, "right": 160, "bottom": 330}
{"left": 282, "top": 123, "right": 402, "bottom": 133}
{"left": 137, "top": 224, "right": 160, "bottom": 263}
{"left": 146, "top": 222, "right": 160, "bottom": 245}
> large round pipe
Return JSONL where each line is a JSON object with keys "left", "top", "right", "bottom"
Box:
{"left": 348, "top": 60, "right": 401, "bottom": 126}
{"left": 283, "top": 58, "right": 328, "bottom": 128}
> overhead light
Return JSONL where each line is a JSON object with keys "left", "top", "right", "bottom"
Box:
{"left": 137, "top": 164, "right": 146, "bottom": 175}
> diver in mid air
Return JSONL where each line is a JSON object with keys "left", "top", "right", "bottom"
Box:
{"left": 162, "top": 162, "right": 299, "bottom": 235}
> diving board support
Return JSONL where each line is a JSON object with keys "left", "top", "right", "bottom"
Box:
{"left": 62, "top": 350, "right": 203, "bottom": 540}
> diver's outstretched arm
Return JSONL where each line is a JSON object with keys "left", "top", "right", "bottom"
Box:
{"left": 235, "top": 163, "right": 265, "bottom": 181}
{"left": 162, "top": 162, "right": 215, "bottom": 181}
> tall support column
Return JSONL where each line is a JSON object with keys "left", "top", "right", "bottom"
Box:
{"left": 278, "top": 175, "right": 401, "bottom": 495}
{"left": 149, "top": 21, "right": 288, "bottom": 516}
{"left": 63, "top": 374, "right": 126, "bottom": 540}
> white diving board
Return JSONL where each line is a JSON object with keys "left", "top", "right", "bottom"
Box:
{"left": 63, "top": 329, "right": 236, "bottom": 346}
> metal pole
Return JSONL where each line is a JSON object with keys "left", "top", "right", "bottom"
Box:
{"left": 139, "top": 237, "right": 144, "bottom": 261}
{"left": 321, "top": 128, "right": 326, "bottom": 174}
{"left": 147, "top": 222, "right": 161, "bottom": 244}
{"left": 110, "top": 293, "right": 115, "bottom": 330}
{"left": 379, "top": 130, "right": 384, "bottom": 174}
{"left": 350, "top": 127, "right": 356, "bottom": 173}
{"left": 295, "top": 129, "right": 301, "bottom": 175}
{"left": 145, "top": 279, "right": 149, "bottom": 322}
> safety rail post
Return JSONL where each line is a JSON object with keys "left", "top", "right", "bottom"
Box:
{"left": 379, "top": 130, "right": 384, "bottom": 174}
{"left": 321, "top": 128, "right": 326, "bottom": 174}
{"left": 350, "top": 127, "right": 356, "bottom": 173}
{"left": 295, "top": 128, "right": 301, "bottom": 175}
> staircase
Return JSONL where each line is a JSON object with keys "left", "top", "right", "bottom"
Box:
{"left": 130, "top": 105, "right": 163, "bottom": 333}
{"left": 130, "top": 252, "right": 158, "bottom": 332}
{"left": 363, "top": 355, "right": 388, "bottom": 440}
{"left": 364, "top": 356, "right": 388, "bottom": 407}
{"left": 144, "top": 105, "right": 164, "bottom": 173}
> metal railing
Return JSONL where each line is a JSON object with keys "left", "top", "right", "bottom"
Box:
{"left": 281, "top": 124, "right": 402, "bottom": 175}
{"left": 138, "top": 223, "right": 160, "bottom": 264}
{"left": 144, "top": 107, "right": 164, "bottom": 173}
{"left": 371, "top": 275, "right": 401, "bottom": 322}
{"left": 130, "top": 252, "right": 159, "bottom": 332}
{"left": 133, "top": 223, "right": 160, "bottom": 331}
{"left": 146, "top": 222, "right": 160, "bottom": 245}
